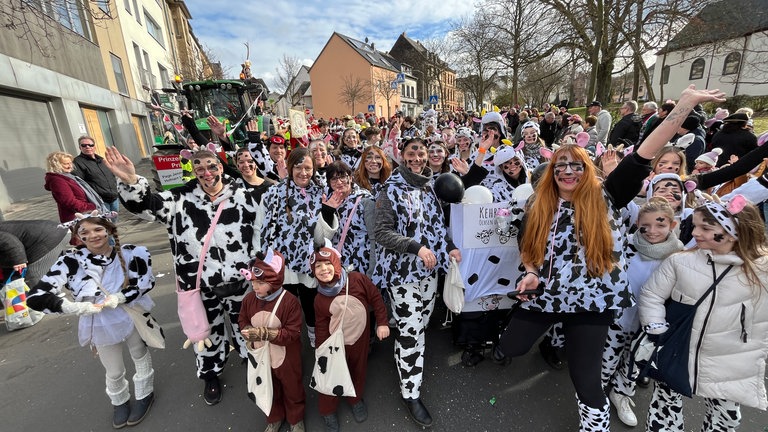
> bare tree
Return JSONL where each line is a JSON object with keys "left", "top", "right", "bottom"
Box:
{"left": 421, "top": 36, "right": 459, "bottom": 111}
{"left": 485, "top": 0, "right": 565, "bottom": 105}
{"left": 338, "top": 74, "right": 368, "bottom": 114}
{"left": 2, "top": 0, "right": 112, "bottom": 57}
{"left": 452, "top": 11, "right": 502, "bottom": 110}
{"left": 273, "top": 54, "right": 303, "bottom": 105}
{"left": 373, "top": 68, "right": 398, "bottom": 119}
{"left": 201, "top": 45, "right": 231, "bottom": 79}
{"left": 518, "top": 57, "right": 570, "bottom": 109}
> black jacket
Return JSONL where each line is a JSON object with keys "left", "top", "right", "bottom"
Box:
{"left": 608, "top": 114, "right": 642, "bottom": 146}
{"left": 72, "top": 153, "right": 118, "bottom": 202}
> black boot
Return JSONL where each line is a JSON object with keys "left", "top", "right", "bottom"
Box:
{"left": 402, "top": 397, "right": 433, "bottom": 427}
{"left": 127, "top": 392, "right": 154, "bottom": 426}
{"left": 538, "top": 339, "right": 564, "bottom": 370}
{"left": 112, "top": 401, "right": 130, "bottom": 429}
{"left": 461, "top": 346, "right": 484, "bottom": 367}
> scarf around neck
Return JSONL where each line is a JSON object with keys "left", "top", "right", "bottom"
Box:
{"left": 632, "top": 232, "right": 684, "bottom": 261}
{"left": 317, "top": 269, "right": 347, "bottom": 297}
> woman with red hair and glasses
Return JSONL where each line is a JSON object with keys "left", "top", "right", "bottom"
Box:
{"left": 496, "top": 86, "right": 726, "bottom": 431}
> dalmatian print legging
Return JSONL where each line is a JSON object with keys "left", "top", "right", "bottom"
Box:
{"left": 388, "top": 275, "right": 438, "bottom": 399}
{"left": 646, "top": 381, "right": 741, "bottom": 431}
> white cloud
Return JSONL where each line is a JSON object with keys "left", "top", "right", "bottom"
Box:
{"left": 184, "top": 0, "right": 476, "bottom": 91}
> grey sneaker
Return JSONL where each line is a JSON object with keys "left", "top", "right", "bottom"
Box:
{"left": 322, "top": 413, "right": 340, "bottom": 432}
{"left": 351, "top": 400, "right": 368, "bottom": 423}
{"left": 264, "top": 421, "right": 283, "bottom": 432}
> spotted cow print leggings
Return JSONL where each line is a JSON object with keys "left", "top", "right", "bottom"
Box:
{"left": 646, "top": 381, "right": 741, "bottom": 431}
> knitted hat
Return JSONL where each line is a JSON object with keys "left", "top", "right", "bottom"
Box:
{"left": 241, "top": 249, "right": 285, "bottom": 291}
{"left": 310, "top": 240, "right": 342, "bottom": 286}
{"left": 521, "top": 121, "right": 540, "bottom": 135}
{"left": 680, "top": 115, "right": 700, "bottom": 131}
{"left": 695, "top": 148, "right": 723, "bottom": 167}
{"left": 481, "top": 111, "right": 507, "bottom": 139}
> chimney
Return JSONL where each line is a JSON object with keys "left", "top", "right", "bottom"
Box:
{"left": 371, "top": 42, "right": 375, "bottom": 50}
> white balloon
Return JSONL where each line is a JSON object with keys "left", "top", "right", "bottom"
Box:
{"left": 463, "top": 185, "right": 493, "bottom": 204}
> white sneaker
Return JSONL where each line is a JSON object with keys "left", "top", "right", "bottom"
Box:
{"left": 609, "top": 390, "right": 638, "bottom": 427}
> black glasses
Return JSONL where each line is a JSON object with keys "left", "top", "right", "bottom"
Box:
{"left": 80, "top": 143, "right": 95, "bottom": 148}
{"left": 553, "top": 162, "right": 585, "bottom": 173}
{"left": 329, "top": 174, "right": 350, "bottom": 183}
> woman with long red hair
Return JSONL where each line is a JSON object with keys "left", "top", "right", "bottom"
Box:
{"left": 497, "top": 86, "right": 726, "bottom": 431}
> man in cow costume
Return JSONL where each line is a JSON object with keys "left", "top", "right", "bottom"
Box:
{"left": 372, "top": 137, "right": 462, "bottom": 427}
{"left": 104, "top": 147, "right": 261, "bottom": 406}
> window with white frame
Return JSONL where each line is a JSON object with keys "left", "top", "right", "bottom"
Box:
{"left": 144, "top": 10, "right": 165, "bottom": 47}
{"left": 33, "top": 0, "right": 94, "bottom": 41}
{"left": 110, "top": 53, "right": 129, "bottom": 95}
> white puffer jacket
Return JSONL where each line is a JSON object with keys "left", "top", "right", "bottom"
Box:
{"left": 639, "top": 248, "right": 768, "bottom": 409}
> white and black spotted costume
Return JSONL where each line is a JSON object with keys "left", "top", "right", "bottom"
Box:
{"left": 27, "top": 244, "right": 156, "bottom": 408}
{"left": 261, "top": 177, "right": 331, "bottom": 332}
{"left": 498, "top": 152, "right": 653, "bottom": 431}
{"left": 118, "top": 176, "right": 260, "bottom": 380}
{"left": 372, "top": 166, "right": 456, "bottom": 399}
{"left": 337, "top": 147, "right": 362, "bottom": 170}
{"left": 318, "top": 185, "right": 374, "bottom": 275}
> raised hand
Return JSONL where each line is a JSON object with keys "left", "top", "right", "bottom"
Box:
{"left": 322, "top": 190, "right": 346, "bottom": 209}
{"left": 276, "top": 159, "right": 288, "bottom": 179}
{"left": 207, "top": 115, "right": 227, "bottom": 138}
{"left": 450, "top": 157, "right": 469, "bottom": 175}
{"left": 104, "top": 147, "right": 138, "bottom": 184}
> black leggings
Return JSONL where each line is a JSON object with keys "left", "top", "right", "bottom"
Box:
{"left": 499, "top": 308, "right": 613, "bottom": 408}
{"left": 284, "top": 283, "right": 317, "bottom": 327}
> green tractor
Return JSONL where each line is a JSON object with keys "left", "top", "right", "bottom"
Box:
{"left": 150, "top": 79, "right": 266, "bottom": 191}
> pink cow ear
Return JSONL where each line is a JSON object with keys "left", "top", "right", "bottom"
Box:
{"left": 206, "top": 143, "right": 217, "bottom": 152}
{"left": 180, "top": 149, "right": 193, "bottom": 160}
{"left": 539, "top": 148, "right": 554, "bottom": 159}
{"left": 515, "top": 140, "right": 525, "bottom": 151}
{"left": 575, "top": 132, "right": 590, "bottom": 148}
{"left": 595, "top": 142, "right": 605, "bottom": 157}
{"left": 684, "top": 180, "right": 697, "bottom": 192}
{"left": 727, "top": 194, "right": 748, "bottom": 214}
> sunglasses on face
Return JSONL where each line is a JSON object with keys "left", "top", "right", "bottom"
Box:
{"left": 80, "top": 143, "right": 95, "bottom": 148}
{"left": 309, "top": 249, "right": 332, "bottom": 265}
{"left": 553, "top": 162, "right": 585, "bottom": 173}
{"left": 269, "top": 136, "right": 285, "bottom": 145}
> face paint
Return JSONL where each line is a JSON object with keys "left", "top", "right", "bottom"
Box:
{"left": 713, "top": 233, "right": 724, "bottom": 242}
{"left": 639, "top": 227, "right": 647, "bottom": 234}
{"left": 672, "top": 193, "right": 682, "bottom": 201}
{"left": 656, "top": 217, "right": 666, "bottom": 222}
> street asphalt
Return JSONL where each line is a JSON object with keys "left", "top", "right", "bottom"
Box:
{"left": 2, "top": 159, "right": 767, "bottom": 431}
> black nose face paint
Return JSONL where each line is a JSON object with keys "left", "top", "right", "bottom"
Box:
{"left": 713, "top": 233, "right": 725, "bottom": 242}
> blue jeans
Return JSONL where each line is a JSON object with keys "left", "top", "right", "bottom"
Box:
{"left": 106, "top": 199, "right": 119, "bottom": 222}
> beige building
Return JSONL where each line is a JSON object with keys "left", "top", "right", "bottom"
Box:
{"left": 310, "top": 33, "right": 402, "bottom": 119}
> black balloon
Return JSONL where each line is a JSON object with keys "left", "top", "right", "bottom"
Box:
{"left": 434, "top": 173, "right": 465, "bottom": 203}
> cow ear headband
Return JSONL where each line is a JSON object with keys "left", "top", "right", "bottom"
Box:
{"left": 58, "top": 210, "right": 118, "bottom": 230}
{"left": 180, "top": 143, "right": 217, "bottom": 160}
{"left": 701, "top": 194, "right": 748, "bottom": 239}
{"left": 240, "top": 248, "right": 284, "bottom": 280}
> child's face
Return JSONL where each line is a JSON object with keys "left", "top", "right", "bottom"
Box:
{"left": 655, "top": 153, "right": 682, "bottom": 174}
{"left": 692, "top": 212, "right": 735, "bottom": 254}
{"left": 694, "top": 160, "right": 713, "bottom": 172}
{"left": 314, "top": 261, "right": 335, "bottom": 284}
{"left": 251, "top": 280, "right": 273, "bottom": 297}
{"left": 637, "top": 211, "right": 674, "bottom": 244}
{"left": 652, "top": 181, "right": 683, "bottom": 211}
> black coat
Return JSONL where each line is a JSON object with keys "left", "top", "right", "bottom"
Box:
{"left": 72, "top": 154, "right": 118, "bottom": 202}
{"left": 608, "top": 114, "right": 642, "bottom": 146}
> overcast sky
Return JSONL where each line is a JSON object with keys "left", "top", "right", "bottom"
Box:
{"left": 185, "top": 0, "right": 477, "bottom": 90}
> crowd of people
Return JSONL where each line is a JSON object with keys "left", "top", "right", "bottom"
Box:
{"left": 9, "top": 85, "right": 768, "bottom": 432}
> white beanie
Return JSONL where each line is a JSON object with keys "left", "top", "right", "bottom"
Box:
{"left": 695, "top": 148, "right": 723, "bottom": 167}
{"left": 481, "top": 111, "right": 507, "bottom": 139}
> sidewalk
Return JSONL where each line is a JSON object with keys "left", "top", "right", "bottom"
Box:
{"left": 3, "top": 158, "right": 156, "bottom": 223}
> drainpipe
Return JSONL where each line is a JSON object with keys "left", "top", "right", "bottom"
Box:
{"left": 733, "top": 34, "right": 750, "bottom": 96}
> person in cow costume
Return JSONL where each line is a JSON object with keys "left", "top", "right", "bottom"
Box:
{"left": 104, "top": 147, "right": 261, "bottom": 406}
{"left": 311, "top": 241, "right": 389, "bottom": 431}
